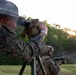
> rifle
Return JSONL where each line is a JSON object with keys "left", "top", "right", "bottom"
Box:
{"left": 53, "top": 56, "right": 66, "bottom": 66}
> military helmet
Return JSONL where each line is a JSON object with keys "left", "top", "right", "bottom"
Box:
{"left": 0, "top": 0, "right": 19, "bottom": 18}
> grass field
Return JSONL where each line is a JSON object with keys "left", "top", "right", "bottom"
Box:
{"left": 0, "top": 64, "right": 76, "bottom": 75}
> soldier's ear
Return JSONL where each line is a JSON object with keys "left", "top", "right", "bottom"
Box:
{"left": 4, "top": 17, "right": 10, "bottom": 24}
{"left": 0, "top": 16, "right": 9, "bottom": 24}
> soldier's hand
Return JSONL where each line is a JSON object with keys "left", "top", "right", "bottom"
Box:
{"left": 21, "top": 19, "right": 48, "bottom": 38}
{"left": 26, "top": 19, "right": 40, "bottom": 37}
{"left": 21, "top": 19, "right": 40, "bottom": 38}
{"left": 38, "top": 22, "right": 48, "bottom": 35}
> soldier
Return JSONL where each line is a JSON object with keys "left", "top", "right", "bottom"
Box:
{"left": 0, "top": 0, "right": 48, "bottom": 62}
{"left": 36, "top": 46, "right": 60, "bottom": 75}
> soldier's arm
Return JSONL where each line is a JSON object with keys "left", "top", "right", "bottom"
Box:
{"left": 0, "top": 23, "right": 47, "bottom": 62}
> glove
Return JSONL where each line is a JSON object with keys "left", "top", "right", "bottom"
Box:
{"left": 21, "top": 19, "right": 40, "bottom": 38}
{"left": 21, "top": 19, "right": 48, "bottom": 38}
{"left": 29, "top": 19, "right": 40, "bottom": 27}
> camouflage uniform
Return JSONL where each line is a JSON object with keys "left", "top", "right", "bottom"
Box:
{"left": 0, "top": 0, "right": 47, "bottom": 62}
{"left": 0, "top": 24, "right": 46, "bottom": 62}
{"left": 36, "top": 56, "right": 60, "bottom": 75}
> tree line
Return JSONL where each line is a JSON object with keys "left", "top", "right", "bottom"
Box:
{"left": 0, "top": 17, "right": 76, "bottom": 65}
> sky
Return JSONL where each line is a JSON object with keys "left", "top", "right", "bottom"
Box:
{"left": 8, "top": 0, "right": 76, "bottom": 30}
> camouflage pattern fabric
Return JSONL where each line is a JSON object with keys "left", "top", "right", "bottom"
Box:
{"left": 0, "top": 0, "right": 19, "bottom": 18}
{"left": 0, "top": 24, "right": 46, "bottom": 62}
{"left": 36, "top": 56, "right": 60, "bottom": 75}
